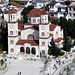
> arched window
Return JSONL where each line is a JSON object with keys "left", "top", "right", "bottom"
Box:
{"left": 20, "top": 47, "right": 24, "bottom": 52}
{"left": 41, "top": 32, "right": 45, "bottom": 36}
{"left": 10, "top": 31, "right": 13, "bottom": 35}
{"left": 10, "top": 48, "right": 14, "bottom": 53}
{"left": 42, "top": 50, "right": 45, "bottom": 55}
{"left": 26, "top": 47, "right": 30, "bottom": 54}
{"left": 10, "top": 40, "right": 14, "bottom": 44}
{"left": 31, "top": 47, "right": 36, "bottom": 55}
{"left": 27, "top": 34, "right": 34, "bottom": 40}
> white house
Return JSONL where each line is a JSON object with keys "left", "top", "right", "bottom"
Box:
{"left": 4, "top": 2, "right": 23, "bottom": 21}
{"left": 7, "top": 8, "right": 63, "bottom": 58}
{"left": 47, "top": 2, "right": 68, "bottom": 19}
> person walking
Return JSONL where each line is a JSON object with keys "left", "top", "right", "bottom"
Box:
{"left": 20, "top": 72, "right": 21, "bottom": 75}
{"left": 18, "top": 72, "right": 19, "bottom": 75}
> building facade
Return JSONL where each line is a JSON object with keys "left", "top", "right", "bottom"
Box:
{"left": 7, "top": 8, "right": 63, "bottom": 58}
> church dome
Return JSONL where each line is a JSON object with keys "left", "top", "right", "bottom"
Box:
{"left": 27, "top": 8, "right": 48, "bottom": 17}
{"left": 7, "top": 9, "right": 17, "bottom": 14}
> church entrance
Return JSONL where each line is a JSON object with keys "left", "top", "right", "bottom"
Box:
{"left": 26, "top": 47, "right": 30, "bottom": 54}
{"left": 31, "top": 47, "right": 36, "bottom": 55}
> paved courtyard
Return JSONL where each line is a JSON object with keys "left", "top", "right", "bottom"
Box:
{"left": 3, "top": 59, "right": 44, "bottom": 75}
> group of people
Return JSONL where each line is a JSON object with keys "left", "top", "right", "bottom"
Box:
{"left": 18, "top": 72, "right": 21, "bottom": 75}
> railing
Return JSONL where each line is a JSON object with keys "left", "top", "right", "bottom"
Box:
{"left": 18, "top": 52, "right": 25, "bottom": 54}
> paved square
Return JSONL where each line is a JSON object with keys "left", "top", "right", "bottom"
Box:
{"left": 3, "top": 59, "right": 44, "bottom": 75}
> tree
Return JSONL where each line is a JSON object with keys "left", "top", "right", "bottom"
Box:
{"left": 0, "top": 59, "right": 4, "bottom": 66}
{"left": 51, "top": 19, "right": 59, "bottom": 25}
{"left": 63, "top": 28, "right": 71, "bottom": 52}
{"left": 48, "top": 37, "right": 64, "bottom": 57}
{"left": 59, "top": 17, "right": 68, "bottom": 28}
{"left": 72, "top": 20, "right": 75, "bottom": 39}
{"left": 21, "top": 5, "right": 34, "bottom": 23}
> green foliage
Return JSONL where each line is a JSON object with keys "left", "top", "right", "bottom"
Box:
{"left": 44, "top": 58, "right": 48, "bottom": 71}
{"left": 0, "top": 59, "right": 4, "bottom": 66}
{"left": 0, "top": 43, "right": 4, "bottom": 50}
{"left": 63, "top": 28, "right": 71, "bottom": 52}
{"left": 51, "top": 19, "right": 59, "bottom": 25}
{"left": 66, "top": 66, "right": 71, "bottom": 74}
{"left": 21, "top": 5, "right": 34, "bottom": 23}
{"left": 48, "top": 37, "right": 64, "bottom": 57}
{"left": 73, "top": 40, "right": 75, "bottom": 45}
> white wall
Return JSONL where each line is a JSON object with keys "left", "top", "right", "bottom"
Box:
{"left": 21, "top": 29, "right": 39, "bottom": 40}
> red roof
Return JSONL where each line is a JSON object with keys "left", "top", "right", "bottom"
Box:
{"left": 18, "top": 23, "right": 24, "bottom": 29}
{"left": 0, "top": 51, "right": 3, "bottom": 54}
{"left": 22, "top": 27, "right": 39, "bottom": 31}
{"left": 40, "top": 33, "right": 53, "bottom": 39}
{"left": 25, "top": 23, "right": 39, "bottom": 25}
{"left": 50, "top": 16, "right": 58, "bottom": 18}
{"left": 8, "top": 2, "right": 21, "bottom": 7}
{"left": 55, "top": 37, "right": 64, "bottom": 43}
{"left": 8, "top": 9, "right": 17, "bottom": 14}
{"left": 27, "top": 8, "right": 48, "bottom": 17}
{"left": 16, "top": 40, "right": 39, "bottom": 46}
{"left": 49, "top": 23, "right": 57, "bottom": 31}
{"left": 61, "top": 29, "right": 63, "bottom": 31}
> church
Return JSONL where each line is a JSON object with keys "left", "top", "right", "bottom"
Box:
{"left": 7, "top": 8, "right": 63, "bottom": 58}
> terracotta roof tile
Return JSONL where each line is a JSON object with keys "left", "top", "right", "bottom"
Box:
{"left": 8, "top": 2, "right": 21, "bottom": 7}
{"left": 27, "top": 8, "right": 48, "bottom": 17}
{"left": 55, "top": 37, "right": 64, "bottom": 43}
{"left": 16, "top": 40, "right": 39, "bottom": 46}
{"left": 50, "top": 16, "right": 58, "bottom": 19}
{"left": 18, "top": 23, "right": 24, "bottom": 29}
{"left": 49, "top": 23, "right": 57, "bottom": 31}
{"left": 7, "top": 9, "right": 17, "bottom": 14}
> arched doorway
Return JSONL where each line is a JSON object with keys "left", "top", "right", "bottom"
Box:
{"left": 26, "top": 47, "right": 30, "bottom": 54}
{"left": 31, "top": 47, "right": 36, "bottom": 55}
{"left": 20, "top": 47, "right": 24, "bottom": 52}
{"left": 27, "top": 34, "right": 34, "bottom": 40}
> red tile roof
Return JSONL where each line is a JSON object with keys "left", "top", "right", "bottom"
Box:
{"left": 49, "top": 23, "right": 57, "bottom": 31}
{"left": 55, "top": 37, "right": 64, "bottom": 43}
{"left": 18, "top": 23, "right": 24, "bottom": 29}
{"left": 50, "top": 16, "right": 58, "bottom": 19}
{"left": 27, "top": 8, "right": 48, "bottom": 17}
{"left": 7, "top": 9, "right": 17, "bottom": 14}
{"left": 22, "top": 27, "right": 39, "bottom": 31}
{"left": 61, "top": 29, "right": 63, "bottom": 31}
{"left": 16, "top": 40, "right": 39, "bottom": 46}
{"left": 8, "top": 2, "right": 21, "bottom": 7}
{"left": 40, "top": 21, "right": 51, "bottom": 25}
{"left": 39, "top": 33, "right": 53, "bottom": 39}
{"left": 0, "top": 51, "right": 3, "bottom": 54}
{"left": 25, "top": 23, "right": 39, "bottom": 25}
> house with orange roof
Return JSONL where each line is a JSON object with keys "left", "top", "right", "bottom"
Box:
{"left": 4, "top": 2, "right": 23, "bottom": 21}
{"left": 7, "top": 8, "right": 63, "bottom": 58}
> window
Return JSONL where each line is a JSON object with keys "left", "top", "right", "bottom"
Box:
{"left": 10, "top": 40, "right": 14, "bottom": 44}
{"left": 69, "top": 13, "right": 71, "bottom": 16}
{"left": 20, "top": 47, "right": 24, "bottom": 52}
{"left": 11, "top": 15, "right": 12, "bottom": 19}
{"left": 73, "top": 8, "right": 75, "bottom": 11}
{"left": 58, "top": 8, "right": 61, "bottom": 12}
{"left": 41, "top": 42, "right": 45, "bottom": 46}
{"left": 31, "top": 47, "right": 36, "bottom": 55}
{"left": 33, "top": 19, "right": 36, "bottom": 23}
{"left": 73, "top": 14, "right": 75, "bottom": 16}
{"left": 28, "top": 18, "right": 31, "bottom": 22}
{"left": 69, "top": 7, "right": 71, "bottom": 11}
{"left": 26, "top": 47, "right": 30, "bottom": 54}
{"left": 41, "top": 32, "right": 45, "bottom": 36}
{"left": 10, "top": 31, "right": 13, "bottom": 35}
{"left": 38, "top": 19, "right": 40, "bottom": 22}
{"left": 10, "top": 48, "right": 14, "bottom": 53}
{"left": 13, "top": 15, "right": 15, "bottom": 19}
